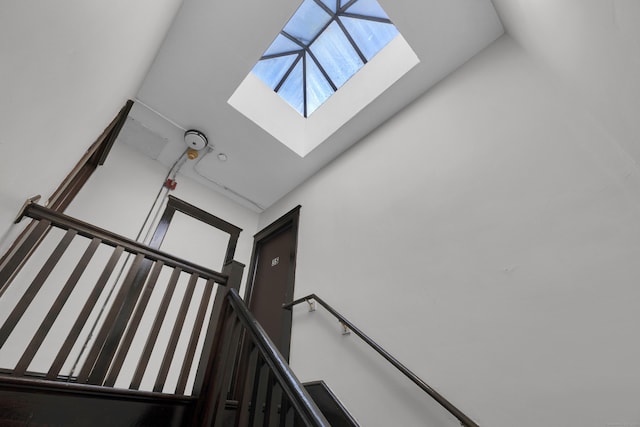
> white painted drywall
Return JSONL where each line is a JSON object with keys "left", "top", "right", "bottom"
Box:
{"left": 65, "top": 140, "right": 260, "bottom": 285}
{"left": 491, "top": 0, "right": 640, "bottom": 165}
{"left": 258, "top": 36, "right": 640, "bottom": 427}
{"left": 0, "top": 0, "right": 184, "bottom": 253}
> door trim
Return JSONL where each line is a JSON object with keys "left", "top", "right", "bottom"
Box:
{"left": 150, "top": 196, "right": 242, "bottom": 264}
{"left": 244, "top": 205, "right": 301, "bottom": 359}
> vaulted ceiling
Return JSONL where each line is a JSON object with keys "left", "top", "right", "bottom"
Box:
{"left": 119, "top": 0, "right": 503, "bottom": 212}
{"left": 118, "top": 0, "right": 640, "bottom": 213}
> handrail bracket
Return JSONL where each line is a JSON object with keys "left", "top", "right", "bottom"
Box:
{"left": 340, "top": 322, "right": 351, "bottom": 336}
{"left": 306, "top": 298, "right": 316, "bottom": 312}
{"left": 14, "top": 195, "right": 42, "bottom": 223}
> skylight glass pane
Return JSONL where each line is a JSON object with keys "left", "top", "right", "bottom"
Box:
{"left": 306, "top": 57, "right": 334, "bottom": 115}
{"left": 249, "top": 0, "right": 409, "bottom": 119}
{"left": 278, "top": 59, "right": 305, "bottom": 115}
{"left": 263, "top": 34, "right": 303, "bottom": 57}
{"left": 252, "top": 54, "right": 299, "bottom": 90}
{"left": 341, "top": 17, "right": 398, "bottom": 61}
{"left": 310, "top": 21, "right": 364, "bottom": 89}
{"left": 283, "top": 0, "right": 332, "bottom": 45}
{"left": 319, "top": 0, "right": 337, "bottom": 12}
{"left": 344, "top": 0, "right": 390, "bottom": 19}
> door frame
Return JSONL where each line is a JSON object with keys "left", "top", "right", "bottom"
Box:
{"left": 150, "top": 195, "right": 242, "bottom": 264}
{"left": 244, "top": 205, "right": 301, "bottom": 359}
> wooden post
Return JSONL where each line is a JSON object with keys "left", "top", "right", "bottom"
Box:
{"left": 192, "top": 260, "right": 244, "bottom": 427}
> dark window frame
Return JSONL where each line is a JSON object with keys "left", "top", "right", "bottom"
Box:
{"left": 255, "top": 0, "right": 395, "bottom": 117}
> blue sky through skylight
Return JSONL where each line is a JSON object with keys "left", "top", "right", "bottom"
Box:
{"left": 252, "top": 0, "right": 399, "bottom": 117}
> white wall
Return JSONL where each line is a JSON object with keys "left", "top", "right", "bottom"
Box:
{"left": 65, "top": 141, "right": 260, "bottom": 271}
{"left": 0, "top": 1, "right": 184, "bottom": 252}
{"left": 259, "top": 36, "right": 640, "bottom": 427}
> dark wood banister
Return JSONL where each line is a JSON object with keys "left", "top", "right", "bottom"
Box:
{"left": 283, "top": 294, "right": 480, "bottom": 427}
{"left": 2, "top": 200, "right": 331, "bottom": 425}
{"left": 13, "top": 201, "right": 227, "bottom": 283}
{"left": 227, "top": 288, "right": 330, "bottom": 426}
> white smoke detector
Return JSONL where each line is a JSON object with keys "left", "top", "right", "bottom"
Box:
{"left": 184, "top": 130, "right": 208, "bottom": 150}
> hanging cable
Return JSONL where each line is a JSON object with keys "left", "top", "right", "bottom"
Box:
{"left": 139, "top": 149, "right": 189, "bottom": 244}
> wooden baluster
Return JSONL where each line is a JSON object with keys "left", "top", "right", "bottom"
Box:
{"left": 0, "top": 220, "right": 50, "bottom": 298}
{"left": 77, "top": 253, "right": 145, "bottom": 384}
{"left": 103, "top": 260, "right": 165, "bottom": 387}
{"left": 175, "top": 278, "right": 215, "bottom": 395}
{"left": 129, "top": 267, "right": 181, "bottom": 390}
{"left": 86, "top": 259, "right": 156, "bottom": 384}
{"left": 14, "top": 237, "right": 100, "bottom": 376}
{"left": 192, "top": 261, "right": 244, "bottom": 427}
{"left": 153, "top": 272, "right": 198, "bottom": 393}
{"left": 211, "top": 313, "right": 244, "bottom": 425}
{"left": 247, "top": 353, "right": 266, "bottom": 427}
{"left": 262, "top": 370, "right": 276, "bottom": 427}
{"left": 47, "top": 245, "right": 124, "bottom": 380}
{"left": 0, "top": 228, "right": 76, "bottom": 348}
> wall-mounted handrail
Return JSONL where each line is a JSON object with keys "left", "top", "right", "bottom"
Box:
{"left": 227, "top": 289, "right": 329, "bottom": 426}
{"left": 283, "top": 294, "right": 480, "bottom": 427}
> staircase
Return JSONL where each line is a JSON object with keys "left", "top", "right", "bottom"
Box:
{"left": 0, "top": 201, "right": 328, "bottom": 426}
{"left": 0, "top": 201, "right": 478, "bottom": 427}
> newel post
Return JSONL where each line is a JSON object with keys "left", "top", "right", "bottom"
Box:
{"left": 192, "top": 260, "right": 244, "bottom": 426}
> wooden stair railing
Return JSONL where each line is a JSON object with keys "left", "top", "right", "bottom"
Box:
{"left": 195, "top": 287, "right": 329, "bottom": 427}
{"left": 0, "top": 199, "right": 329, "bottom": 426}
{"left": 0, "top": 200, "right": 234, "bottom": 395}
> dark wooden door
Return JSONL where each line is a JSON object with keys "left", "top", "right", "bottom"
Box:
{"left": 245, "top": 206, "right": 300, "bottom": 358}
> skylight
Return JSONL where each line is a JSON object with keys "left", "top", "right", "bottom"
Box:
{"left": 228, "top": 0, "right": 419, "bottom": 158}
{"left": 252, "top": 0, "right": 400, "bottom": 117}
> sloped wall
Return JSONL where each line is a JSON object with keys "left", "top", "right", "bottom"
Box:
{"left": 259, "top": 36, "right": 640, "bottom": 427}
{"left": 0, "top": 1, "right": 184, "bottom": 252}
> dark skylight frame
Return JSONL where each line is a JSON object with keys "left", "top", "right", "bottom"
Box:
{"left": 252, "top": 0, "right": 400, "bottom": 117}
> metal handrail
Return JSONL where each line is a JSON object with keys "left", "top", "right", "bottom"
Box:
{"left": 227, "top": 288, "right": 330, "bottom": 426}
{"left": 283, "top": 294, "right": 480, "bottom": 427}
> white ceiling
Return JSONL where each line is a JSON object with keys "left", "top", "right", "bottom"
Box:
{"left": 122, "top": 0, "right": 504, "bottom": 212}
